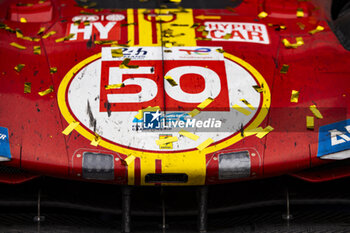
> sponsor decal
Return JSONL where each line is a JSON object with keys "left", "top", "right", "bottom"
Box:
{"left": 318, "top": 119, "right": 350, "bottom": 157}
{"left": 58, "top": 46, "right": 270, "bottom": 153}
{"left": 67, "top": 14, "right": 125, "bottom": 41}
{"left": 205, "top": 22, "right": 270, "bottom": 44}
{"left": 135, "top": 111, "right": 222, "bottom": 131}
{"left": 0, "top": 127, "right": 11, "bottom": 161}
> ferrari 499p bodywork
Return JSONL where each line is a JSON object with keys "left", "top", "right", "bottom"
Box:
{"left": 0, "top": 0, "right": 350, "bottom": 187}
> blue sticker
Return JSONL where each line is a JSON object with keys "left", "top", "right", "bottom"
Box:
{"left": 317, "top": 119, "right": 350, "bottom": 157}
{"left": 0, "top": 127, "right": 11, "bottom": 161}
{"left": 143, "top": 111, "right": 161, "bottom": 129}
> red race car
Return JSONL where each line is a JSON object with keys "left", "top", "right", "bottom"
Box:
{"left": 0, "top": 0, "right": 350, "bottom": 231}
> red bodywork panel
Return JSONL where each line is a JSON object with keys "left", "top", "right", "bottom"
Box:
{"left": 0, "top": 0, "right": 349, "bottom": 185}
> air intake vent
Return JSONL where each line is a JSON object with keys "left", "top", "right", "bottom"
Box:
{"left": 218, "top": 151, "right": 251, "bottom": 180}
{"left": 145, "top": 173, "right": 188, "bottom": 183}
{"left": 82, "top": 152, "right": 114, "bottom": 180}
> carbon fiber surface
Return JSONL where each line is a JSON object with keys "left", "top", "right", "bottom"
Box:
{"left": 0, "top": 176, "right": 350, "bottom": 232}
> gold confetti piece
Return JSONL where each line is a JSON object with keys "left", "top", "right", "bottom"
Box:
{"left": 62, "top": 121, "right": 80, "bottom": 135}
{"left": 14, "top": 64, "right": 25, "bottom": 72}
{"left": 280, "top": 25, "right": 286, "bottom": 30}
{"left": 256, "top": 126, "right": 274, "bottom": 138}
{"left": 290, "top": 90, "right": 299, "bottom": 103}
{"left": 170, "top": 0, "right": 181, "bottom": 2}
{"left": 195, "top": 37, "right": 212, "bottom": 41}
{"left": 197, "top": 138, "right": 214, "bottom": 151}
{"left": 253, "top": 85, "right": 264, "bottom": 93}
{"left": 4, "top": 25, "right": 15, "bottom": 33}
{"left": 121, "top": 22, "right": 138, "bottom": 27}
{"left": 201, "top": 30, "right": 209, "bottom": 37}
{"left": 17, "top": 3, "right": 33, "bottom": 6}
{"left": 164, "top": 76, "right": 177, "bottom": 86}
{"left": 156, "top": 136, "right": 178, "bottom": 146}
{"left": 94, "top": 40, "right": 116, "bottom": 45}
{"left": 216, "top": 48, "right": 225, "bottom": 53}
{"left": 134, "top": 106, "right": 161, "bottom": 119}
{"left": 165, "top": 42, "right": 173, "bottom": 48}
{"left": 296, "top": 37, "right": 304, "bottom": 45}
{"left": 90, "top": 133, "right": 101, "bottom": 146}
{"left": 55, "top": 33, "right": 75, "bottom": 43}
{"left": 111, "top": 43, "right": 129, "bottom": 47}
{"left": 83, "top": 21, "right": 90, "bottom": 26}
{"left": 258, "top": 11, "right": 268, "bottom": 19}
{"left": 232, "top": 104, "right": 251, "bottom": 116}
{"left": 282, "top": 39, "right": 297, "bottom": 48}
{"left": 16, "top": 30, "right": 23, "bottom": 38}
{"left": 105, "top": 83, "right": 125, "bottom": 89}
{"left": 179, "top": 129, "right": 199, "bottom": 141}
{"left": 197, "top": 97, "right": 214, "bottom": 110}
{"left": 309, "top": 25, "right": 325, "bottom": 35}
{"left": 188, "top": 109, "right": 200, "bottom": 117}
{"left": 10, "top": 42, "right": 26, "bottom": 50}
{"left": 120, "top": 58, "right": 139, "bottom": 69}
{"left": 223, "top": 33, "right": 232, "bottom": 39}
{"left": 50, "top": 67, "right": 57, "bottom": 74}
{"left": 123, "top": 155, "right": 136, "bottom": 166}
{"left": 191, "top": 23, "right": 200, "bottom": 28}
{"left": 244, "top": 127, "right": 264, "bottom": 137}
{"left": 42, "top": 31, "right": 56, "bottom": 39}
{"left": 282, "top": 37, "right": 303, "bottom": 48}
{"left": 296, "top": 8, "right": 304, "bottom": 17}
{"left": 38, "top": 85, "right": 54, "bottom": 96}
{"left": 20, "top": 17, "right": 27, "bottom": 23}
{"left": 111, "top": 48, "right": 123, "bottom": 58}
{"left": 80, "top": 10, "right": 94, "bottom": 15}
{"left": 297, "top": 22, "right": 305, "bottom": 30}
{"left": 196, "top": 25, "right": 206, "bottom": 32}
{"left": 22, "top": 36, "right": 35, "bottom": 41}
{"left": 241, "top": 99, "right": 255, "bottom": 110}
{"left": 280, "top": 64, "right": 289, "bottom": 74}
{"left": 24, "top": 82, "right": 31, "bottom": 93}
{"left": 164, "top": 50, "right": 172, "bottom": 53}
{"left": 309, "top": 105, "right": 323, "bottom": 119}
{"left": 306, "top": 116, "right": 314, "bottom": 130}
{"left": 33, "top": 46, "right": 41, "bottom": 55}
{"left": 170, "top": 24, "right": 189, "bottom": 27}
{"left": 73, "top": 20, "right": 81, "bottom": 25}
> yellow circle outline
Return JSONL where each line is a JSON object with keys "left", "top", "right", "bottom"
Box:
{"left": 57, "top": 52, "right": 271, "bottom": 157}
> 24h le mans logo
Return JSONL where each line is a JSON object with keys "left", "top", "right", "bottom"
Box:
{"left": 58, "top": 47, "right": 270, "bottom": 153}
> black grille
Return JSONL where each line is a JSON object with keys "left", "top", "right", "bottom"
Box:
{"left": 82, "top": 152, "right": 114, "bottom": 180}
{"left": 145, "top": 173, "right": 188, "bottom": 183}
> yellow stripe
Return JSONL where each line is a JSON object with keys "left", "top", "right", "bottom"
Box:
{"left": 127, "top": 9, "right": 134, "bottom": 46}
{"left": 160, "top": 9, "right": 196, "bottom": 46}
{"left": 57, "top": 51, "right": 271, "bottom": 186}
{"left": 138, "top": 9, "right": 155, "bottom": 46}
{"left": 127, "top": 157, "right": 135, "bottom": 185}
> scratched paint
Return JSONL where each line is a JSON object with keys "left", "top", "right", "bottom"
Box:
{"left": 63, "top": 47, "right": 262, "bottom": 151}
